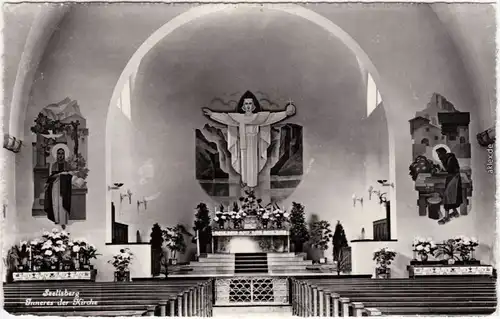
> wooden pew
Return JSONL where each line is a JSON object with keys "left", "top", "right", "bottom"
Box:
{"left": 292, "top": 277, "right": 496, "bottom": 316}
{"left": 3, "top": 278, "right": 214, "bottom": 317}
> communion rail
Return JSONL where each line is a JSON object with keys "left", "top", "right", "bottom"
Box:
{"left": 291, "top": 278, "right": 382, "bottom": 317}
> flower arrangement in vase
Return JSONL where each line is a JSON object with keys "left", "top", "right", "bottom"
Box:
{"left": 373, "top": 247, "right": 396, "bottom": 279}
{"left": 270, "top": 205, "right": 290, "bottom": 229}
{"left": 412, "top": 237, "right": 437, "bottom": 262}
{"left": 434, "top": 239, "right": 460, "bottom": 264}
{"left": 213, "top": 204, "right": 229, "bottom": 229}
{"left": 13, "top": 229, "right": 99, "bottom": 273}
{"left": 230, "top": 202, "right": 246, "bottom": 229}
{"left": 257, "top": 208, "right": 272, "bottom": 229}
{"left": 109, "top": 248, "right": 134, "bottom": 282}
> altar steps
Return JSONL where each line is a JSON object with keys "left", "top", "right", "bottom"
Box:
{"left": 268, "top": 252, "right": 313, "bottom": 273}
{"left": 235, "top": 253, "right": 268, "bottom": 274}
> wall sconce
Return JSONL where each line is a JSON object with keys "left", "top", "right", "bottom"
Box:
{"left": 3, "top": 133, "right": 23, "bottom": 153}
{"left": 108, "top": 183, "right": 124, "bottom": 191}
{"left": 377, "top": 180, "right": 394, "bottom": 188}
{"left": 352, "top": 194, "right": 363, "bottom": 207}
{"left": 137, "top": 198, "right": 148, "bottom": 210}
{"left": 477, "top": 126, "right": 495, "bottom": 147}
{"left": 368, "top": 186, "right": 387, "bottom": 205}
{"left": 120, "top": 189, "right": 133, "bottom": 204}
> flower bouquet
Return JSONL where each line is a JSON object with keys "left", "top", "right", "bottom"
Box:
{"left": 412, "top": 237, "right": 437, "bottom": 262}
{"left": 270, "top": 205, "right": 290, "bottom": 229}
{"left": 373, "top": 247, "right": 396, "bottom": 279}
{"left": 230, "top": 203, "right": 246, "bottom": 229}
{"left": 258, "top": 209, "right": 272, "bottom": 229}
{"left": 109, "top": 248, "right": 134, "bottom": 282}
{"left": 213, "top": 204, "right": 228, "bottom": 229}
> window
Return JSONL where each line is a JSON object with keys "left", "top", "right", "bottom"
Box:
{"left": 366, "top": 73, "right": 382, "bottom": 117}
{"left": 460, "top": 136, "right": 466, "bottom": 144}
{"left": 434, "top": 136, "right": 438, "bottom": 141}
{"left": 116, "top": 74, "right": 133, "bottom": 120}
{"left": 421, "top": 138, "right": 429, "bottom": 146}
{"left": 449, "top": 135, "right": 457, "bottom": 141}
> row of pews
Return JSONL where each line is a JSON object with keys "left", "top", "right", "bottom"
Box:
{"left": 291, "top": 276, "right": 497, "bottom": 316}
{"left": 3, "top": 278, "right": 213, "bottom": 317}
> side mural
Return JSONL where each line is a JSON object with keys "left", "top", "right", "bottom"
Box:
{"left": 409, "top": 93, "right": 472, "bottom": 225}
{"left": 195, "top": 91, "right": 303, "bottom": 204}
{"left": 30, "top": 98, "right": 89, "bottom": 229}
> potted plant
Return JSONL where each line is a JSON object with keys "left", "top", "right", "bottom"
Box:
{"left": 108, "top": 248, "right": 134, "bottom": 282}
{"left": 289, "top": 202, "right": 309, "bottom": 253}
{"left": 373, "top": 247, "right": 396, "bottom": 279}
{"left": 4, "top": 245, "right": 22, "bottom": 282}
{"left": 434, "top": 238, "right": 460, "bottom": 264}
{"left": 192, "top": 203, "right": 212, "bottom": 254}
{"left": 412, "top": 237, "right": 437, "bottom": 263}
{"left": 454, "top": 236, "right": 479, "bottom": 264}
{"left": 79, "top": 243, "right": 100, "bottom": 270}
{"left": 332, "top": 221, "right": 350, "bottom": 274}
{"left": 163, "top": 224, "right": 192, "bottom": 265}
{"left": 309, "top": 219, "right": 333, "bottom": 264}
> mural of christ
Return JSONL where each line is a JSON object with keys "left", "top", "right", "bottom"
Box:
{"left": 202, "top": 91, "right": 296, "bottom": 188}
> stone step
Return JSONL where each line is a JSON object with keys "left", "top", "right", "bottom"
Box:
{"left": 15, "top": 310, "right": 147, "bottom": 317}
{"left": 376, "top": 306, "right": 496, "bottom": 315}
{"left": 267, "top": 253, "right": 297, "bottom": 258}
{"left": 268, "top": 260, "right": 312, "bottom": 265}
{"left": 204, "top": 254, "right": 235, "bottom": 259}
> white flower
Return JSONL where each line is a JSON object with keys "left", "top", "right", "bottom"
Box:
{"left": 30, "top": 240, "right": 39, "bottom": 245}
{"left": 61, "top": 231, "right": 69, "bottom": 237}
{"left": 284, "top": 213, "right": 290, "bottom": 218}
{"left": 214, "top": 217, "right": 219, "bottom": 222}
{"left": 52, "top": 228, "right": 59, "bottom": 233}
{"left": 416, "top": 245, "right": 423, "bottom": 251}
{"left": 221, "top": 215, "right": 227, "bottom": 220}
{"left": 43, "top": 231, "right": 50, "bottom": 236}
{"left": 73, "top": 245, "right": 81, "bottom": 252}
{"left": 44, "top": 250, "right": 53, "bottom": 256}
{"left": 424, "top": 246, "right": 430, "bottom": 252}
{"left": 67, "top": 241, "right": 74, "bottom": 246}
{"left": 56, "top": 240, "right": 63, "bottom": 245}
{"left": 471, "top": 237, "right": 478, "bottom": 243}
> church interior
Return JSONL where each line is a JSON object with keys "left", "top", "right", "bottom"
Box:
{"left": 1, "top": 2, "right": 497, "bottom": 317}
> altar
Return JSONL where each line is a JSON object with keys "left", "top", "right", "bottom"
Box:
{"left": 211, "top": 229, "right": 290, "bottom": 253}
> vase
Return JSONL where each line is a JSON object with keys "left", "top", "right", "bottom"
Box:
{"left": 375, "top": 267, "right": 391, "bottom": 279}
{"left": 448, "top": 258, "right": 455, "bottom": 265}
{"left": 420, "top": 254, "right": 428, "bottom": 262}
{"left": 50, "top": 265, "right": 57, "bottom": 271}
{"left": 114, "top": 270, "right": 130, "bottom": 282}
{"left": 262, "top": 221, "right": 268, "bottom": 229}
{"left": 276, "top": 221, "right": 283, "bottom": 229}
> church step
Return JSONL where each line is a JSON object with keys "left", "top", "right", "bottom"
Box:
{"left": 268, "top": 260, "right": 312, "bottom": 265}
{"left": 267, "top": 253, "right": 297, "bottom": 258}
{"left": 234, "top": 268, "right": 269, "bottom": 273}
{"left": 203, "top": 254, "right": 235, "bottom": 259}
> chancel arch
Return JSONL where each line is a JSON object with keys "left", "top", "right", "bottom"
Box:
{"left": 104, "top": 3, "right": 398, "bottom": 243}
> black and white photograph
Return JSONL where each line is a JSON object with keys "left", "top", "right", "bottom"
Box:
{"left": 1, "top": 1, "right": 497, "bottom": 317}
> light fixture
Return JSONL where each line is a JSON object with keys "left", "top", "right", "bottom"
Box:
{"left": 137, "top": 198, "right": 148, "bottom": 210}
{"left": 108, "top": 183, "right": 124, "bottom": 191}
{"left": 352, "top": 194, "right": 363, "bottom": 207}
{"left": 120, "top": 189, "right": 133, "bottom": 204}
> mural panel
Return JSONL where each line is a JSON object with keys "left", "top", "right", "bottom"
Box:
{"left": 409, "top": 93, "right": 472, "bottom": 225}
{"left": 196, "top": 91, "right": 303, "bottom": 203}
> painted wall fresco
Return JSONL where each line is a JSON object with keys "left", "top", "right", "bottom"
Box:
{"left": 409, "top": 93, "right": 472, "bottom": 225}
{"left": 30, "top": 98, "right": 89, "bottom": 227}
{"left": 196, "top": 91, "right": 303, "bottom": 204}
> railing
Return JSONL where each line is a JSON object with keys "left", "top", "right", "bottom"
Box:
{"left": 291, "top": 279, "right": 382, "bottom": 317}
{"left": 215, "top": 277, "right": 289, "bottom": 306}
{"left": 145, "top": 279, "right": 214, "bottom": 317}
